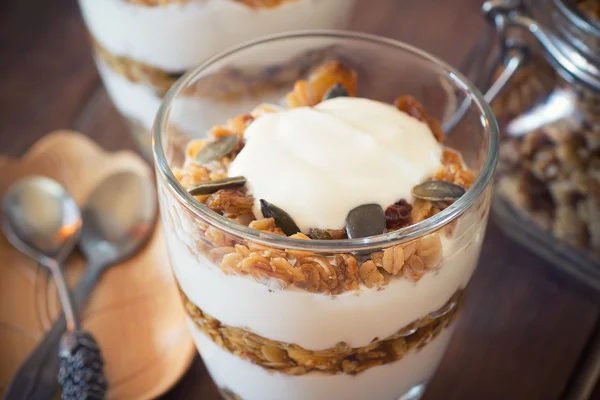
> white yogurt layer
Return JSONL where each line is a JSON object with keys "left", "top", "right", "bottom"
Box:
{"left": 96, "top": 59, "right": 162, "bottom": 130}
{"left": 188, "top": 317, "right": 454, "bottom": 400}
{"left": 165, "top": 194, "right": 485, "bottom": 350}
{"left": 79, "top": 0, "right": 355, "bottom": 72}
{"left": 228, "top": 97, "right": 443, "bottom": 232}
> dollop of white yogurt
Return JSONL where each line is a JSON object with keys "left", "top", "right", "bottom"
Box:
{"left": 228, "top": 97, "right": 443, "bottom": 232}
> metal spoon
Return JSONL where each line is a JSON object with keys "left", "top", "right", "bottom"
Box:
{"left": 3, "top": 172, "right": 156, "bottom": 400}
{"left": 2, "top": 176, "right": 81, "bottom": 331}
{"left": 2, "top": 176, "right": 105, "bottom": 399}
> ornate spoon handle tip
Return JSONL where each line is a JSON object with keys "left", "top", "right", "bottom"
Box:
{"left": 58, "top": 331, "right": 107, "bottom": 400}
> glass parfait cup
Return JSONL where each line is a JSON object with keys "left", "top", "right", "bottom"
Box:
{"left": 153, "top": 32, "right": 498, "bottom": 400}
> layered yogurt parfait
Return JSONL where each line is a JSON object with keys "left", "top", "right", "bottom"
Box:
{"left": 78, "top": 0, "right": 356, "bottom": 155}
{"left": 154, "top": 33, "right": 498, "bottom": 400}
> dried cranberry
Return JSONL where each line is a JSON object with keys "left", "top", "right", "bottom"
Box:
{"left": 385, "top": 199, "right": 413, "bottom": 230}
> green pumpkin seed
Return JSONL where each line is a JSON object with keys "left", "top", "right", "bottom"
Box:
{"left": 322, "top": 83, "right": 349, "bottom": 101}
{"left": 411, "top": 180, "right": 466, "bottom": 201}
{"left": 188, "top": 176, "right": 246, "bottom": 196}
{"left": 345, "top": 204, "right": 385, "bottom": 239}
{"left": 308, "top": 228, "right": 347, "bottom": 240}
{"left": 194, "top": 135, "right": 239, "bottom": 165}
{"left": 260, "top": 200, "right": 300, "bottom": 236}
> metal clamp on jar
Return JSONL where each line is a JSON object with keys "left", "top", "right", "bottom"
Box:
{"left": 462, "top": 0, "right": 600, "bottom": 289}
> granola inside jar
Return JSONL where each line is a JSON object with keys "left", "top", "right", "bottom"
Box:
{"left": 494, "top": 57, "right": 600, "bottom": 256}
{"left": 472, "top": 0, "right": 600, "bottom": 287}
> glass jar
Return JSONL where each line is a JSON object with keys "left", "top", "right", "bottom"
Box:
{"left": 77, "top": 0, "right": 356, "bottom": 158}
{"left": 469, "top": 0, "right": 600, "bottom": 289}
{"left": 153, "top": 32, "right": 497, "bottom": 400}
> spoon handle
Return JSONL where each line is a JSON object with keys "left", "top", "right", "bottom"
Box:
{"left": 58, "top": 330, "right": 107, "bottom": 399}
{"left": 3, "top": 260, "right": 106, "bottom": 400}
{"left": 47, "top": 259, "right": 80, "bottom": 332}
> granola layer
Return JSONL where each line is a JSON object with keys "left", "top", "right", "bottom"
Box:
{"left": 190, "top": 312, "right": 456, "bottom": 400}
{"left": 200, "top": 228, "right": 445, "bottom": 293}
{"left": 180, "top": 287, "right": 463, "bottom": 375}
{"left": 93, "top": 37, "right": 179, "bottom": 97}
{"left": 93, "top": 36, "right": 331, "bottom": 100}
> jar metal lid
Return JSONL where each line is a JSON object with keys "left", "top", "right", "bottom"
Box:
{"left": 486, "top": 0, "right": 600, "bottom": 92}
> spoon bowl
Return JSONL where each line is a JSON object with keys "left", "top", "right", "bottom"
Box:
{"left": 2, "top": 176, "right": 81, "bottom": 261}
{"left": 80, "top": 171, "right": 157, "bottom": 263}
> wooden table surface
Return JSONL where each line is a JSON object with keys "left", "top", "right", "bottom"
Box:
{"left": 1, "top": 0, "right": 600, "bottom": 399}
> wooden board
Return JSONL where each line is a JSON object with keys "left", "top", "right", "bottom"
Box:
{"left": 0, "top": 132, "right": 195, "bottom": 399}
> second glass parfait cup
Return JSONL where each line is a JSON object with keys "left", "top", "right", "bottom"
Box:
{"left": 153, "top": 31, "right": 498, "bottom": 400}
{"left": 78, "top": 0, "right": 356, "bottom": 158}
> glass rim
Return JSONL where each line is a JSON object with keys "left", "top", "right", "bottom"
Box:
{"left": 153, "top": 30, "right": 499, "bottom": 252}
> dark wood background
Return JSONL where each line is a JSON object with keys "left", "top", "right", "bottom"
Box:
{"left": 1, "top": 0, "right": 599, "bottom": 399}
